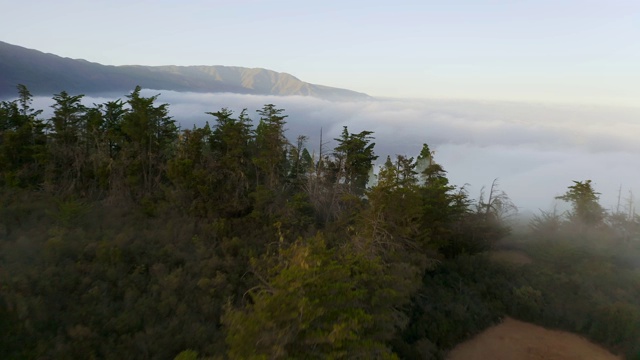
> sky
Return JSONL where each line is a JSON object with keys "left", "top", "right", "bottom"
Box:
{"left": 4, "top": 1, "right": 640, "bottom": 214}
{"left": 2, "top": 0, "right": 640, "bottom": 106}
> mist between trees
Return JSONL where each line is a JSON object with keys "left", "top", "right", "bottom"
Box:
{"left": 24, "top": 88, "right": 640, "bottom": 213}
{"left": 1, "top": 86, "right": 639, "bottom": 359}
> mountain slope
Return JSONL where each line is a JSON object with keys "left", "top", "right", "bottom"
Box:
{"left": 0, "top": 41, "right": 369, "bottom": 100}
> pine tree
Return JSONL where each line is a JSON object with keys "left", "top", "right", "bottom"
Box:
{"left": 253, "top": 104, "right": 288, "bottom": 190}
{"left": 207, "top": 108, "right": 254, "bottom": 216}
{"left": 556, "top": 180, "right": 605, "bottom": 226}
{"left": 0, "top": 85, "right": 46, "bottom": 187}
{"left": 120, "top": 86, "right": 178, "bottom": 198}
{"left": 224, "top": 234, "right": 401, "bottom": 359}
{"left": 332, "top": 126, "right": 378, "bottom": 196}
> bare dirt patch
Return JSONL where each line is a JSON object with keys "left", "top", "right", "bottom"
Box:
{"left": 447, "top": 317, "right": 620, "bottom": 360}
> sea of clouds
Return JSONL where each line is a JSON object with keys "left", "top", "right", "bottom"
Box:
{"left": 28, "top": 90, "right": 640, "bottom": 215}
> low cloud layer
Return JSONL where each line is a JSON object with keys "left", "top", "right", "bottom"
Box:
{"left": 29, "top": 90, "right": 640, "bottom": 213}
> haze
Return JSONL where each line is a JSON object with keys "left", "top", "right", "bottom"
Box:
{"left": 2, "top": 0, "right": 640, "bottom": 106}
{"left": 4, "top": 0, "right": 640, "bottom": 213}
{"left": 30, "top": 91, "right": 640, "bottom": 214}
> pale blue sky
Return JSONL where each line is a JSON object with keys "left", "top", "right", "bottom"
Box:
{"left": 2, "top": 0, "right": 639, "bottom": 106}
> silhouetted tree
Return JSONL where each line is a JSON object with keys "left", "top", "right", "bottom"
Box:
{"left": 0, "top": 85, "right": 46, "bottom": 187}
{"left": 253, "top": 104, "right": 288, "bottom": 190}
{"left": 120, "top": 86, "right": 177, "bottom": 198}
{"left": 556, "top": 180, "right": 605, "bottom": 226}
{"left": 333, "top": 126, "right": 378, "bottom": 196}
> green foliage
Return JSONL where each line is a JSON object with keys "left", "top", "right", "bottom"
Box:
{"left": 333, "top": 126, "right": 378, "bottom": 196}
{"left": 529, "top": 207, "right": 563, "bottom": 234}
{"left": 48, "top": 91, "right": 87, "bottom": 144}
{"left": 414, "top": 145, "right": 499, "bottom": 258}
{"left": 174, "top": 349, "right": 200, "bottom": 360}
{"left": 101, "top": 99, "right": 127, "bottom": 158}
{"left": 589, "top": 302, "right": 640, "bottom": 352}
{"left": 510, "top": 285, "right": 544, "bottom": 321}
{"left": 499, "top": 232, "right": 640, "bottom": 358}
{"left": 253, "top": 104, "right": 288, "bottom": 190}
{"left": 48, "top": 197, "right": 91, "bottom": 228}
{"left": 360, "top": 155, "right": 427, "bottom": 274}
{"left": 396, "top": 255, "right": 512, "bottom": 359}
{"left": 437, "top": 180, "right": 514, "bottom": 258}
{"left": 224, "top": 235, "right": 400, "bottom": 359}
{"left": 2, "top": 87, "right": 637, "bottom": 360}
{"left": 0, "top": 85, "right": 46, "bottom": 187}
{"left": 397, "top": 231, "right": 640, "bottom": 359}
{"left": 120, "top": 86, "right": 178, "bottom": 198}
{"left": 207, "top": 108, "right": 254, "bottom": 216}
{"left": 556, "top": 180, "right": 605, "bottom": 226}
{"left": 0, "top": 196, "right": 239, "bottom": 358}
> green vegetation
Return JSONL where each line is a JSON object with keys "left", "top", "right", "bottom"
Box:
{"left": 1, "top": 85, "right": 639, "bottom": 359}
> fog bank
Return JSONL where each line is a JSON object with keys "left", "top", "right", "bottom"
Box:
{"left": 30, "top": 91, "right": 640, "bottom": 213}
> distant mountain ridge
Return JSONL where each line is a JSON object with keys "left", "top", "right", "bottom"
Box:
{"left": 0, "top": 41, "right": 369, "bottom": 100}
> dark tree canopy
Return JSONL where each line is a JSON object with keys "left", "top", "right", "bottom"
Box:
{"left": 1, "top": 85, "right": 637, "bottom": 360}
{"left": 556, "top": 180, "right": 605, "bottom": 226}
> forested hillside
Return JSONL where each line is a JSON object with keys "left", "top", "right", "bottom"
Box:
{"left": 0, "top": 41, "right": 370, "bottom": 100}
{"left": 1, "top": 85, "right": 639, "bottom": 359}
